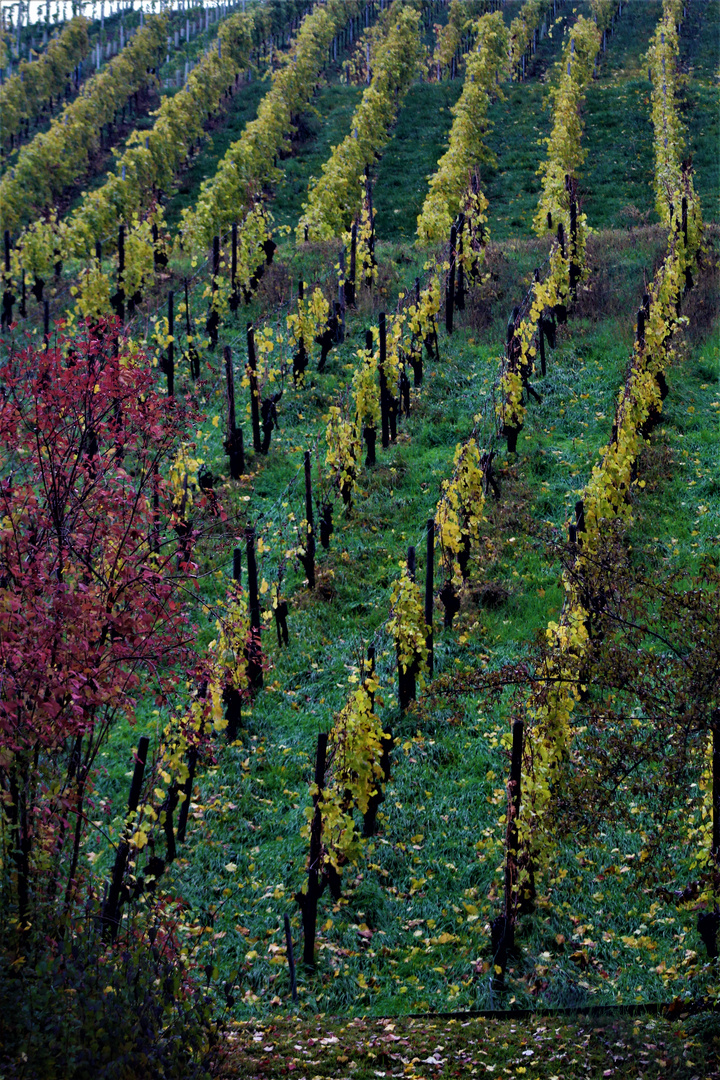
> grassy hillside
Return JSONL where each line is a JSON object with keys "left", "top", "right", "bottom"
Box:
{"left": 3, "top": 1, "right": 718, "bottom": 1075}
{"left": 87, "top": 0, "right": 720, "bottom": 1022}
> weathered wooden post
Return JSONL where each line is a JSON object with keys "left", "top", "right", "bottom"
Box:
{"left": 102, "top": 736, "right": 150, "bottom": 937}
{"left": 176, "top": 745, "right": 197, "bottom": 844}
{"left": 363, "top": 329, "right": 377, "bottom": 465}
{"left": 492, "top": 718, "right": 524, "bottom": 987}
{"left": 398, "top": 546, "right": 418, "bottom": 711}
{"left": 456, "top": 217, "right": 465, "bottom": 311}
{"left": 226, "top": 547, "right": 243, "bottom": 741}
{"left": 379, "top": 312, "right": 390, "bottom": 450}
{"left": 230, "top": 221, "right": 239, "bottom": 310}
{"left": 224, "top": 345, "right": 245, "bottom": 479}
{"left": 538, "top": 316, "right": 547, "bottom": 376}
{"left": 446, "top": 223, "right": 456, "bottom": 334}
{"left": 245, "top": 527, "right": 263, "bottom": 690}
{"left": 569, "top": 186, "right": 578, "bottom": 299}
{"left": 166, "top": 290, "right": 175, "bottom": 397}
{"left": 345, "top": 220, "right": 357, "bottom": 307}
{"left": 247, "top": 322, "right": 262, "bottom": 452}
{"left": 425, "top": 518, "right": 434, "bottom": 676}
{"left": 303, "top": 450, "right": 316, "bottom": 589}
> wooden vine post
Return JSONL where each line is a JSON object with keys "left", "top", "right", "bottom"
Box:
{"left": 446, "top": 223, "right": 456, "bottom": 334}
{"left": 292, "top": 279, "right": 308, "bottom": 383}
{"left": 101, "top": 735, "right": 150, "bottom": 938}
{"left": 345, "top": 220, "right": 357, "bottom": 307}
{"left": 556, "top": 221, "right": 567, "bottom": 321}
{"left": 302, "top": 731, "right": 328, "bottom": 968}
{"left": 568, "top": 179, "right": 578, "bottom": 300}
{"left": 378, "top": 312, "right": 390, "bottom": 450}
{"left": 224, "top": 345, "right": 245, "bottom": 479}
{"left": 398, "top": 546, "right": 418, "bottom": 711}
{"left": 505, "top": 314, "right": 520, "bottom": 454}
{"left": 456, "top": 215, "right": 466, "bottom": 312}
{"left": 183, "top": 278, "right": 200, "bottom": 379}
{"left": 230, "top": 221, "right": 239, "bottom": 310}
{"left": 363, "top": 328, "right": 377, "bottom": 465}
{"left": 247, "top": 322, "right": 262, "bottom": 452}
{"left": 492, "top": 718, "right": 524, "bottom": 987}
{"left": 165, "top": 290, "right": 175, "bottom": 397}
{"left": 303, "top": 450, "right": 316, "bottom": 589}
{"left": 425, "top": 518, "right": 435, "bottom": 677}
{"left": 176, "top": 734, "right": 197, "bottom": 846}
{"left": 225, "top": 546, "right": 243, "bottom": 742}
{"left": 538, "top": 277, "right": 547, "bottom": 377}
{"left": 245, "top": 527, "right": 263, "bottom": 690}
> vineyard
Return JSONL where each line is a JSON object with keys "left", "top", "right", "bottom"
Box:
{"left": 0, "top": 0, "right": 719, "bottom": 1077}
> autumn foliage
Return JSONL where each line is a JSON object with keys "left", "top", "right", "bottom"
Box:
{"left": 0, "top": 321, "right": 203, "bottom": 930}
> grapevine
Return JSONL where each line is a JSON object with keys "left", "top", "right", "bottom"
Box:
{"left": 298, "top": 3, "right": 423, "bottom": 241}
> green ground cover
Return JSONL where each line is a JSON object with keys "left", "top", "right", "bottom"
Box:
{"left": 5, "top": 2, "right": 719, "bottom": 1074}
{"left": 85, "top": 3, "right": 720, "bottom": 1031}
{"left": 93, "top": 213, "right": 719, "bottom": 1025}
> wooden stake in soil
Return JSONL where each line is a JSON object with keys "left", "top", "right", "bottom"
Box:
{"left": 301, "top": 732, "right": 328, "bottom": 967}
{"left": 184, "top": 278, "right": 200, "bottom": 379}
{"left": 166, "top": 290, "right": 175, "bottom": 397}
{"left": 346, "top": 221, "right": 357, "bottom": 307}
{"left": 207, "top": 235, "right": 221, "bottom": 349}
{"left": 363, "top": 328, "right": 377, "bottom": 465}
{"left": 446, "top": 223, "right": 456, "bottom": 334}
{"left": 569, "top": 187, "right": 578, "bottom": 299}
{"left": 492, "top": 718, "right": 524, "bottom": 986}
{"left": 303, "top": 450, "right": 316, "bottom": 589}
{"left": 230, "top": 221, "right": 239, "bottom": 311}
{"left": 292, "top": 279, "right": 308, "bottom": 383}
{"left": 224, "top": 345, "right": 245, "bottom": 479}
{"left": 456, "top": 216, "right": 466, "bottom": 311}
{"left": 247, "top": 322, "right": 262, "bottom": 452}
{"left": 226, "top": 547, "right": 243, "bottom": 741}
{"left": 425, "top": 518, "right": 435, "bottom": 677}
{"left": 379, "top": 312, "right": 390, "bottom": 450}
{"left": 176, "top": 745, "right": 197, "bottom": 844}
{"left": 102, "top": 735, "right": 150, "bottom": 937}
{"left": 245, "top": 526, "right": 263, "bottom": 690}
{"left": 538, "top": 316, "right": 547, "bottom": 376}
{"left": 398, "top": 546, "right": 418, "bottom": 711}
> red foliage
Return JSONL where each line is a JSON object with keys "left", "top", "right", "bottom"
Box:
{"left": 0, "top": 321, "right": 208, "bottom": 918}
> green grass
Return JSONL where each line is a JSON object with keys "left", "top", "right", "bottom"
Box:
{"left": 161, "top": 77, "right": 269, "bottom": 233}
{"left": 91, "top": 225, "right": 720, "bottom": 1024}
